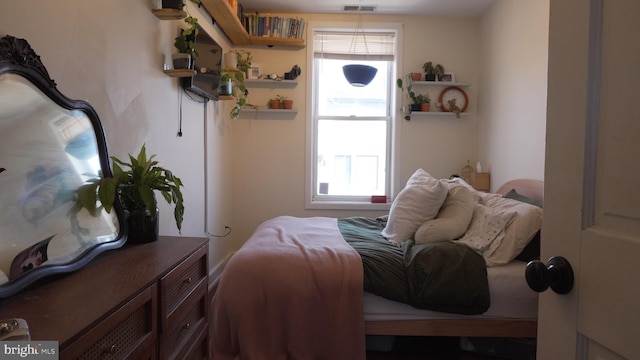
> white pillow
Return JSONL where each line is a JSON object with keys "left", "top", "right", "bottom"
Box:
{"left": 381, "top": 169, "right": 448, "bottom": 244}
{"left": 415, "top": 183, "right": 475, "bottom": 244}
{"left": 481, "top": 194, "right": 543, "bottom": 266}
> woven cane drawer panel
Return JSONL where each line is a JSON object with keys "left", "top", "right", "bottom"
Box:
{"left": 160, "top": 311, "right": 206, "bottom": 359}
{"left": 160, "top": 246, "right": 207, "bottom": 326}
{"left": 63, "top": 285, "right": 157, "bottom": 360}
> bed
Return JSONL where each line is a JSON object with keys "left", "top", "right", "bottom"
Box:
{"left": 211, "top": 171, "right": 543, "bottom": 359}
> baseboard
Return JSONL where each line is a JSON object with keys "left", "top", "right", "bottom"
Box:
{"left": 208, "top": 251, "right": 235, "bottom": 291}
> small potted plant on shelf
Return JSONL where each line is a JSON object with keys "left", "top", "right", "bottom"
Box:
{"left": 218, "top": 70, "right": 235, "bottom": 95}
{"left": 422, "top": 61, "right": 445, "bottom": 81}
{"left": 282, "top": 97, "right": 293, "bottom": 109}
{"left": 413, "top": 93, "right": 431, "bottom": 112}
{"left": 268, "top": 95, "right": 286, "bottom": 109}
{"left": 161, "top": 0, "right": 201, "bottom": 10}
{"left": 73, "top": 144, "right": 184, "bottom": 243}
{"left": 173, "top": 16, "right": 199, "bottom": 69}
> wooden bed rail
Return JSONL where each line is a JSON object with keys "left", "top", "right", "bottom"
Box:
{"left": 365, "top": 318, "right": 538, "bottom": 338}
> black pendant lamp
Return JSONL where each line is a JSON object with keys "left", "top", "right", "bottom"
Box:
{"left": 343, "top": 4, "right": 377, "bottom": 87}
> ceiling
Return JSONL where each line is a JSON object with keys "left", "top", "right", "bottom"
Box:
{"left": 237, "top": 0, "right": 496, "bottom": 17}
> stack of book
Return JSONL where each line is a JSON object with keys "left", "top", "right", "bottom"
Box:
{"left": 243, "top": 12, "right": 305, "bottom": 39}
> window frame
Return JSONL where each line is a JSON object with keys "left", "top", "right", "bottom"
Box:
{"left": 305, "top": 21, "right": 403, "bottom": 210}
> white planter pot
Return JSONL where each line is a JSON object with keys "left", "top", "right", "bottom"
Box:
{"left": 224, "top": 52, "right": 237, "bottom": 69}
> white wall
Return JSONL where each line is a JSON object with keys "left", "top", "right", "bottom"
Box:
{"left": 0, "top": 0, "right": 551, "bottom": 274}
{"left": 229, "top": 13, "right": 483, "bottom": 243}
{"left": 478, "top": 0, "right": 549, "bottom": 189}
{"left": 0, "top": 0, "right": 236, "bottom": 273}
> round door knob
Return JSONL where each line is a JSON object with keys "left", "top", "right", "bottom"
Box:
{"left": 525, "top": 256, "right": 574, "bottom": 294}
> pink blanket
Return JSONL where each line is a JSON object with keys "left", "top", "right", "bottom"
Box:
{"left": 211, "top": 216, "right": 365, "bottom": 360}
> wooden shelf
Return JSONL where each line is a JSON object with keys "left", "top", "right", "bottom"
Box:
{"left": 152, "top": 8, "right": 187, "bottom": 20}
{"left": 249, "top": 36, "right": 306, "bottom": 48}
{"left": 164, "top": 69, "right": 197, "bottom": 77}
{"left": 200, "top": 0, "right": 305, "bottom": 47}
{"left": 218, "top": 95, "right": 235, "bottom": 100}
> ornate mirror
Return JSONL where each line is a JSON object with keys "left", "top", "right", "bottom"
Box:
{"left": 0, "top": 36, "right": 127, "bottom": 298}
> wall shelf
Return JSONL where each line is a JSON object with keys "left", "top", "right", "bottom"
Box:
{"left": 199, "top": 0, "right": 305, "bottom": 47}
{"left": 411, "top": 81, "right": 471, "bottom": 87}
{"left": 237, "top": 106, "right": 297, "bottom": 119}
{"left": 409, "top": 112, "right": 469, "bottom": 118}
{"left": 244, "top": 78, "right": 298, "bottom": 88}
{"left": 152, "top": 8, "right": 187, "bottom": 20}
{"left": 164, "top": 69, "right": 197, "bottom": 77}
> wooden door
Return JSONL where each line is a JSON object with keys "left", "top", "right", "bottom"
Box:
{"left": 540, "top": 0, "right": 640, "bottom": 358}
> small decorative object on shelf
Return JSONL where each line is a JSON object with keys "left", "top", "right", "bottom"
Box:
{"left": 284, "top": 65, "right": 301, "bottom": 80}
{"left": 439, "top": 73, "right": 455, "bottom": 82}
{"left": 439, "top": 86, "right": 468, "bottom": 118}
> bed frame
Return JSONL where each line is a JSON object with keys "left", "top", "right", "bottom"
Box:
{"left": 364, "top": 178, "right": 543, "bottom": 338}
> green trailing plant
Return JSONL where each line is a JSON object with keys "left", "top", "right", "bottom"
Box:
{"left": 397, "top": 75, "right": 431, "bottom": 120}
{"left": 174, "top": 16, "right": 199, "bottom": 59}
{"left": 230, "top": 49, "right": 252, "bottom": 74}
{"left": 220, "top": 69, "right": 250, "bottom": 120}
{"left": 73, "top": 144, "right": 185, "bottom": 232}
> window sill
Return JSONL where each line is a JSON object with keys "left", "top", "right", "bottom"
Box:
{"left": 305, "top": 200, "right": 391, "bottom": 211}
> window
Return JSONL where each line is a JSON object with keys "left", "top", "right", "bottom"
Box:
{"left": 306, "top": 23, "right": 401, "bottom": 209}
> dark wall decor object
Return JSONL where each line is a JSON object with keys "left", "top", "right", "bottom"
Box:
{"left": 0, "top": 35, "right": 127, "bottom": 298}
{"left": 284, "top": 65, "right": 301, "bottom": 80}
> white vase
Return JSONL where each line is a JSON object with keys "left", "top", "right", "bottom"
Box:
{"left": 224, "top": 52, "right": 237, "bottom": 69}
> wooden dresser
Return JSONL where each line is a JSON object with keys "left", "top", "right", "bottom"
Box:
{"left": 0, "top": 236, "right": 209, "bottom": 360}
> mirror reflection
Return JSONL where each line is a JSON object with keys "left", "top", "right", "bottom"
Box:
{"left": 0, "top": 36, "right": 125, "bottom": 297}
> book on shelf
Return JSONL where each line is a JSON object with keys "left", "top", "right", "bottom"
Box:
{"left": 243, "top": 12, "right": 305, "bottom": 39}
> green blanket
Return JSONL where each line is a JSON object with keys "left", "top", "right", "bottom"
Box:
{"left": 338, "top": 216, "right": 490, "bottom": 315}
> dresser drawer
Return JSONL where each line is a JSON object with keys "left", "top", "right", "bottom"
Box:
{"left": 62, "top": 284, "right": 157, "bottom": 360}
{"left": 159, "top": 245, "right": 207, "bottom": 333}
{"left": 159, "top": 291, "right": 207, "bottom": 360}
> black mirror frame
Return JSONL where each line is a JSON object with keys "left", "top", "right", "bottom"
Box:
{"left": 0, "top": 35, "right": 128, "bottom": 298}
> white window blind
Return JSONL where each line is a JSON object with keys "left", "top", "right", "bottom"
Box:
{"left": 313, "top": 31, "right": 395, "bottom": 61}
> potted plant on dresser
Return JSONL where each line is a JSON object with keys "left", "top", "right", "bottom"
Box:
{"left": 74, "top": 144, "right": 184, "bottom": 243}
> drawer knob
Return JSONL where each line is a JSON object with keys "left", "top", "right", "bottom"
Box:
{"left": 104, "top": 344, "right": 117, "bottom": 354}
{"left": 183, "top": 323, "right": 191, "bottom": 330}
{"left": 184, "top": 277, "right": 193, "bottom": 284}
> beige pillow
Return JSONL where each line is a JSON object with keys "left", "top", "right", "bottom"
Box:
{"left": 381, "top": 169, "right": 448, "bottom": 244}
{"left": 481, "top": 194, "right": 543, "bottom": 266}
{"left": 415, "top": 183, "right": 475, "bottom": 244}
